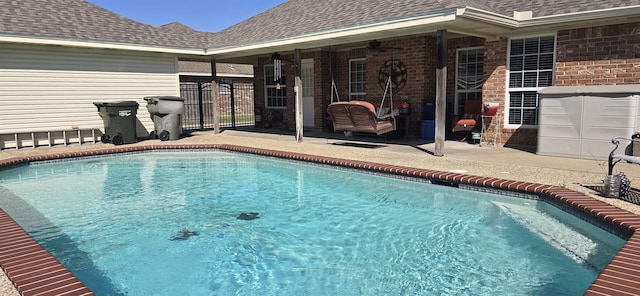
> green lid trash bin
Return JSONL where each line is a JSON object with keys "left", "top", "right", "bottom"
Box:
{"left": 93, "top": 101, "right": 139, "bottom": 145}
{"left": 144, "top": 96, "right": 184, "bottom": 141}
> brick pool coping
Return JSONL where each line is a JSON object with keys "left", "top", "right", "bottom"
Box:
{"left": 0, "top": 144, "right": 639, "bottom": 295}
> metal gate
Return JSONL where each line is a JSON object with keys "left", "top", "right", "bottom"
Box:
{"left": 179, "top": 81, "right": 255, "bottom": 131}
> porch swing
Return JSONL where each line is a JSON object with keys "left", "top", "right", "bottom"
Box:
{"left": 327, "top": 49, "right": 397, "bottom": 136}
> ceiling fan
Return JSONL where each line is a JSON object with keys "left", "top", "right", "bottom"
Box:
{"left": 367, "top": 40, "right": 385, "bottom": 52}
{"left": 367, "top": 39, "right": 402, "bottom": 54}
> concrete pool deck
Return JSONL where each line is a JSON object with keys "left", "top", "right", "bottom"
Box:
{"left": 1, "top": 129, "right": 640, "bottom": 295}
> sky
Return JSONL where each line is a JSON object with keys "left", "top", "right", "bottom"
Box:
{"left": 86, "top": 0, "right": 288, "bottom": 32}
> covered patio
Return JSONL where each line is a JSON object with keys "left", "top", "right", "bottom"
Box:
{"left": 191, "top": 7, "right": 524, "bottom": 156}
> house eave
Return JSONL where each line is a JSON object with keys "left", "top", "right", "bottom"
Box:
{"left": 3, "top": 5, "right": 639, "bottom": 60}
{"left": 0, "top": 34, "right": 207, "bottom": 55}
{"left": 518, "top": 5, "right": 640, "bottom": 28}
{"left": 457, "top": 7, "right": 520, "bottom": 28}
{"left": 459, "top": 5, "right": 640, "bottom": 33}
{"left": 204, "top": 8, "right": 461, "bottom": 59}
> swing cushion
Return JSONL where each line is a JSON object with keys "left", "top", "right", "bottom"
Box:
{"left": 452, "top": 99, "right": 482, "bottom": 133}
{"left": 327, "top": 101, "right": 395, "bottom": 135}
{"left": 351, "top": 100, "right": 377, "bottom": 114}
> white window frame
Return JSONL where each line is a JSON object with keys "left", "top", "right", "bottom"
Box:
{"left": 349, "top": 58, "right": 366, "bottom": 101}
{"left": 505, "top": 34, "right": 556, "bottom": 129}
{"left": 454, "top": 46, "right": 484, "bottom": 116}
{"left": 264, "top": 64, "right": 287, "bottom": 109}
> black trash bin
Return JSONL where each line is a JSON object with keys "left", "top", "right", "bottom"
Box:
{"left": 93, "top": 101, "right": 139, "bottom": 145}
{"left": 144, "top": 96, "right": 184, "bottom": 141}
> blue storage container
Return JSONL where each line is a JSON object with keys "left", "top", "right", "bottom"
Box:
{"left": 423, "top": 103, "right": 435, "bottom": 120}
{"left": 420, "top": 120, "right": 435, "bottom": 140}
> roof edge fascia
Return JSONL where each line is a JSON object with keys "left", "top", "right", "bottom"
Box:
{"left": 518, "top": 5, "right": 640, "bottom": 27}
{"left": 456, "top": 7, "right": 519, "bottom": 27}
{"left": 204, "top": 8, "right": 460, "bottom": 56}
{"left": 460, "top": 6, "right": 640, "bottom": 28}
{"left": 0, "top": 34, "right": 207, "bottom": 55}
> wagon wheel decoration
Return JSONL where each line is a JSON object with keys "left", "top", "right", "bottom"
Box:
{"left": 378, "top": 59, "right": 407, "bottom": 93}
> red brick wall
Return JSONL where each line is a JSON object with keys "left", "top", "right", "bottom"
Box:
{"left": 331, "top": 37, "right": 437, "bottom": 136}
{"left": 256, "top": 53, "right": 306, "bottom": 129}
{"left": 363, "top": 37, "right": 434, "bottom": 135}
{"left": 480, "top": 22, "right": 640, "bottom": 149}
{"left": 253, "top": 22, "right": 640, "bottom": 144}
{"left": 334, "top": 48, "right": 366, "bottom": 106}
{"left": 254, "top": 62, "right": 265, "bottom": 114}
{"left": 254, "top": 51, "right": 345, "bottom": 130}
{"left": 321, "top": 35, "right": 485, "bottom": 136}
{"left": 254, "top": 35, "right": 493, "bottom": 137}
{"left": 482, "top": 38, "right": 515, "bottom": 146}
{"left": 556, "top": 22, "right": 640, "bottom": 86}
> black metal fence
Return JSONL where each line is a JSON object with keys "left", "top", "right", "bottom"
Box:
{"left": 179, "top": 81, "right": 255, "bottom": 131}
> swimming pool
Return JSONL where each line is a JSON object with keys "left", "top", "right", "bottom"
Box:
{"left": 0, "top": 151, "right": 626, "bottom": 295}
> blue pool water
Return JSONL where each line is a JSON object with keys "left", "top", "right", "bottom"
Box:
{"left": 0, "top": 151, "right": 626, "bottom": 295}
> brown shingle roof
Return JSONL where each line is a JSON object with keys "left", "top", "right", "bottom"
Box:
{"left": 208, "top": 0, "right": 640, "bottom": 48}
{"left": 161, "top": 22, "right": 198, "bottom": 33}
{"left": 209, "top": 0, "right": 452, "bottom": 48}
{"left": 0, "top": 0, "right": 215, "bottom": 49}
{"left": 486, "top": 0, "right": 640, "bottom": 17}
{"left": 1, "top": 0, "right": 639, "bottom": 51}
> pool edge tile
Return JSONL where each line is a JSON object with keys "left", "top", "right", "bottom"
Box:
{"left": 0, "top": 209, "right": 95, "bottom": 296}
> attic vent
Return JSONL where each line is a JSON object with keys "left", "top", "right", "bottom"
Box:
{"left": 513, "top": 11, "right": 533, "bottom": 20}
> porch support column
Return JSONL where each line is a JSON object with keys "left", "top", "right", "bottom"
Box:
{"left": 210, "top": 59, "right": 220, "bottom": 134}
{"left": 294, "top": 49, "right": 304, "bottom": 143}
{"left": 434, "top": 29, "right": 447, "bottom": 156}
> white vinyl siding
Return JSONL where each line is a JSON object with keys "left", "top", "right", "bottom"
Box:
{"left": 0, "top": 44, "right": 179, "bottom": 148}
